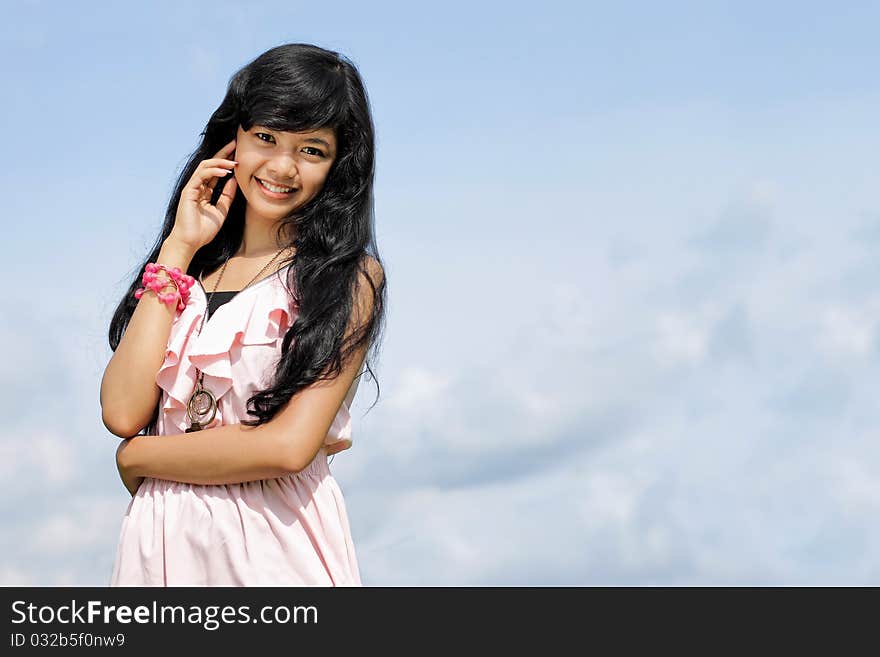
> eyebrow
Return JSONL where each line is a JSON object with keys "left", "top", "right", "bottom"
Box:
{"left": 303, "top": 137, "right": 333, "bottom": 150}
{"left": 256, "top": 127, "right": 334, "bottom": 151}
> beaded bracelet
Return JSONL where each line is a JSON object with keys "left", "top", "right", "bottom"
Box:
{"left": 134, "top": 263, "right": 196, "bottom": 312}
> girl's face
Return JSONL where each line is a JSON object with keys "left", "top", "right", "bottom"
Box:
{"left": 234, "top": 123, "right": 337, "bottom": 222}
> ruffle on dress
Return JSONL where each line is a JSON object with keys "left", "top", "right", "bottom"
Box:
{"left": 186, "top": 279, "right": 294, "bottom": 403}
{"left": 154, "top": 300, "right": 204, "bottom": 416}
{"left": 153, "top": 267, "right": 353, "bottom": 450}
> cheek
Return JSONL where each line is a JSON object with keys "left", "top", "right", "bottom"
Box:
{"left": 304, "top": 166, "right": 332, "bottom": 188}
{"left": 234, "top": 164, "right": 253, "bottom": 184}
{"left": 233, "top": 170, "right": 245, "bottom": 190}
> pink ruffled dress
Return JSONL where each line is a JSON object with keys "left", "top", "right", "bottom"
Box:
{"left": 110, "top": 265, "right": 362, "bottom": 586}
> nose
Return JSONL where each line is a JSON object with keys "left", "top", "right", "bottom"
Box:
{"left": 266, "top": 154, "right": 298, "bottom": 185}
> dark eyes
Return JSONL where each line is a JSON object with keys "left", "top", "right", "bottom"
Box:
{"left": 254, "top": 132, "right": 325, "bottom": 157}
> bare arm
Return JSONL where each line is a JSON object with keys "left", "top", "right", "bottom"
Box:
{"left": 102, "top": 139, "right": 238, "bottom": 438}
{"left": 116, "top": 421, "right": 293, "bottom": 485}
{"left": 100, "top": 238, "right": 196, "bottom": 437}
{"left": 116, "top": 260, "right": 382, "bottom": 485}
{"left": 116, "top": 360, "right": 367, "bottom": 485}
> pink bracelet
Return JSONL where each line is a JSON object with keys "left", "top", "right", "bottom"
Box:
{"left": 134, "top": 263, "right": 196, "bottom": 312}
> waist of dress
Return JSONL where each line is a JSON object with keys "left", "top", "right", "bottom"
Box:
{"left": 251, "top": 444, "right": 331, "bottom": 480}
{"left": 297, "top": 445, "right": 330, "bottom": 478}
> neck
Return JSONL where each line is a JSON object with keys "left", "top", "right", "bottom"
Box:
{"left": 238, "top": 217, "right": 295, "bottom": 258}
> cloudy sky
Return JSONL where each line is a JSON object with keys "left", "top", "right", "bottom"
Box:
{"left": 2, "top": 0, "right": 879, "bottom": 585}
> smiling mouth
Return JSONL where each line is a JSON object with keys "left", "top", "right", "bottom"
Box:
{"left": 256, "top": 177, "right": 297, "bottom": 195}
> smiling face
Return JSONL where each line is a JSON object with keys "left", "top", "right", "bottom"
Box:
{"left": 234, "top": 123, "right": 338, "bottom": 225}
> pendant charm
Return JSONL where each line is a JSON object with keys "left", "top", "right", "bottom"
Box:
{"left": 186, "top": 383, "right": 217, "bottom": 432}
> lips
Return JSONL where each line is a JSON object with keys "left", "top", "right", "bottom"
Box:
{"left": 256, "top": 177, "right": 296, "bottom": 192}
{"left": 255, "top": 178, "right": 299, "bottom": 200}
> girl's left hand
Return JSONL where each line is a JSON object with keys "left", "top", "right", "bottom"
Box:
{"left": 325, "top": 439, "right": 353, "bottom": 457}
{"left": 116, "top": 440, "right": 144, "bottom": 497}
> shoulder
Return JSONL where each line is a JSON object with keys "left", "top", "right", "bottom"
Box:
{"left": 347, "top": 256, "right": 383, "bottom": 330}
{"left": 359, "top": 254, "right": 384, "bottom": 288}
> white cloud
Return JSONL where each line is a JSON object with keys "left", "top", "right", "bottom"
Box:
{"left": 0, "top": 565, "right": 33, "bottom": 586}
{"left": 6, "top": 19, "right": 880, "bottom": 585}
{"left": 386, "top": 366, "right": 454, "bottom": 411}
{"left": 28, "top": 497, "right": 123, "bottom": 556}
{"left": 818, "top": 303, "right": 879, "bottom": 358}
{"left": 0, "top": 430, "right": 78, "bottom": 487}
{"left": 652, "top": 310, "right": 710, "bottom": 367}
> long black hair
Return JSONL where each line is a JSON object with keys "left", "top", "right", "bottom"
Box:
{"left": 108, "top": 42, "right": 386, "bottom": 437}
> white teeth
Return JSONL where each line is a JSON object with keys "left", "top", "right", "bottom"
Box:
{"left": 259, "top": 178, "right": 294, "bottom": 193}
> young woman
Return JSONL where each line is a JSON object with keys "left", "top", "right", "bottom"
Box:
{"left": 102, "top": 43, "right": 386, "bottom": 586}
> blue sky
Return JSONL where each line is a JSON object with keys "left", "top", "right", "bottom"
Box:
{"left": 2, "top": 0, "right": 880, "bottom": 584}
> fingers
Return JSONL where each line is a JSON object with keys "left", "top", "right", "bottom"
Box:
{"left": 215, "top": 175, "right": 237, "bottom": 215}
{"left": 186, "top": 139, "right": 238, "bottom": 204}
{"left": 202, "top": 165, "right": 235, "bottom": 179}
{"left": 195, "top": 165, "right": 235, "bottom": 197}
{"left": 214, "top": 138, "right": 236, "bottom": 160}
{"left": 199, "top": 162, "right": 236, "bottom": 177}
{"left": 192, "top": 138, "right": 237, "bottom": 191}
{"left": 325, "top": 440, "right": 353, "bottom": 456}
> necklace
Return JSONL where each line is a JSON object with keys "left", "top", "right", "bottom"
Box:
{"left": 184, "top": 246, "right": 291, "bottom": 432}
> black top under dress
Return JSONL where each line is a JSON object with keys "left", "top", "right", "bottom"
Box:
{"left": 205, "top": 290, "right": 238, "bottom": 321}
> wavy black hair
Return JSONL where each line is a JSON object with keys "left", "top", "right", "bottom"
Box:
{"left": 107, "top": 42, "right": 386, "bottom": 439}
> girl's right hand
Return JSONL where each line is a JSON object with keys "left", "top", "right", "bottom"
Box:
{"left": 168, "top": 139, "right": 239, "bottom": 253}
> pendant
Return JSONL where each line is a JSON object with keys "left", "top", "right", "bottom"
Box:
{"left": 185, "top": 383, "right": 217, "bottom": 432}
